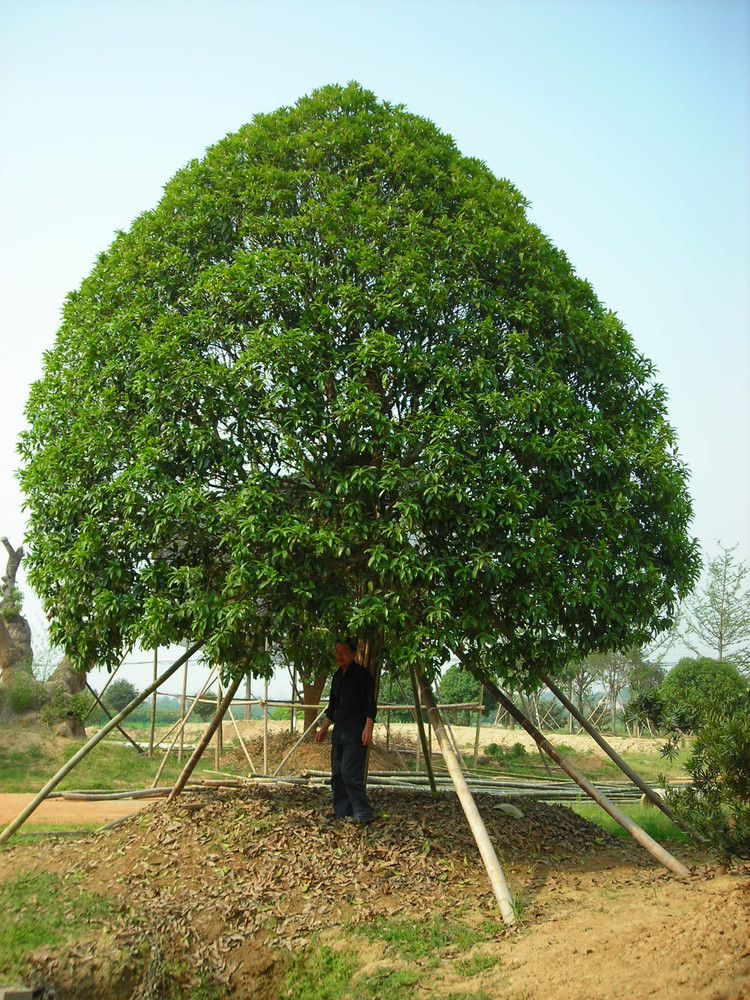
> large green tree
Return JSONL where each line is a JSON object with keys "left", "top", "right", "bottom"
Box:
{"left": 19, "top": 82, "right": 698, "bottom": 688}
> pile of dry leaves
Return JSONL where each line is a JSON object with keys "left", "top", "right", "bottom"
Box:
{"left": 15, "top": 783, "right": 638, "bottom": 998}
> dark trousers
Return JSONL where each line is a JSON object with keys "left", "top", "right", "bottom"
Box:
{"left": 331, "top": 739, "right": 374, "bottom": 821}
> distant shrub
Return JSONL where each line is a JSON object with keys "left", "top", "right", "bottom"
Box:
{"left": 484, "top": 741, "right": 528, "bottom": 761}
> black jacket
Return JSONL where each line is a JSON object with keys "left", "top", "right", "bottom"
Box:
{"left": 325, "top": 663, "right": 377, "bottom": 744}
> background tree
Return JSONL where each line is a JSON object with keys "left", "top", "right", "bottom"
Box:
{"left": 437, "top": 662, "right": 498, "bottom": 725}
{"left": 18, "top": 82, "right": 699, "bottom": 697}
{"left": 192, "top": 691, "right": 219, "bottom": 722}
{"left": 587, "top": 647, "right": 646, "bottom": 734}
{"left": 659, "top": 655, "right": 747, "bottom": 732}
{"left": 104, "top": 678, "right": 139, "bottom": 714}
{"left": 681, "top": 543, "right": 750, "bottom": 675}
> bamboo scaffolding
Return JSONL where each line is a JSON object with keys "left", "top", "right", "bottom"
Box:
{"left": 416, "top": 671, "right": 516, "bottom": 926}
{"left": 0, "top": 640, "right": 204, "bottom": 845}
{"left": 542, "top": 672, "right": 705, "bottom": 843}
{"left": 83, "top": 652, "right": 126, "bottom": 723}
{"left": 150, "top": 665, "right": 220, "bottom": 788}
{"left": 167, "top": 673, "right": 244, "bottom": 802}
{"left": 471, "top": 665, "right": 691, "bottom": 878}
{"left": 85, "top": 681, "right": 145, "bottom": 755}
{"left": 225, "top": 696, "right": 257, "bottom": 774}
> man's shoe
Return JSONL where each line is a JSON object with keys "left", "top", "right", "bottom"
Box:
{"left": 344, "top": 815, "right": 374, "bottom": 825}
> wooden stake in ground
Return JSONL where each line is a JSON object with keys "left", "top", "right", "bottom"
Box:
{"left": 0, "top": 640, "right": 204, "bottom": 845}
{"left": 469, "top": 664, "right": 690, "bottom": 878}
{"left": 542, "top": 672, "right": 704, "bottom": 844}
{"left": 168, "top": 673, "right": 244, "bottom": 802}
{"left": 417, "top": 671, "right": 517, "bottom": 927}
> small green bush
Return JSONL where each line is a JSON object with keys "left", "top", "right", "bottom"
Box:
{"left": 664, "top": 689, "right": 750, "bottom": 859}
{"left": 6, "top": 670, "right": 42, "bottom": 713}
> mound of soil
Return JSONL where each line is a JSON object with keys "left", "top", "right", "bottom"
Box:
{"left": 222, "top": 729, "right": 409, "bottom": 776}
{"left": 2, "top": 783, "right": 748, "bottom": 999}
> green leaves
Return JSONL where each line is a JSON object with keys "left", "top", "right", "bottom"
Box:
{"left": 19, "top": 82, "right": 699, "bottom": 682}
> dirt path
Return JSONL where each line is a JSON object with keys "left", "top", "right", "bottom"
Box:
{"left": 0, "top": 793, "right": 154, "bottom": 827}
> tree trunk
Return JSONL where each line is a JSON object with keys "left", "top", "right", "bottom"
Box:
{"left": 302, "top": 674, "right": 327, "bottom": 732}
{"left": 0, "top": 538, "right": 33, "bottom": 691}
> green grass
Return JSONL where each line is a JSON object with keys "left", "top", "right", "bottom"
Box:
{"left": 0, "top": 870, "right": 114, "bottom": 978}
{"left": 0, "top": 738, "right": 242, "bottom": 794}
{"left": 280, "top": 915, "right": 501, "bottom": 1000}
{"left": 279, "top": 945, "right": 358, "bottom": 1000}
{"left": 568, "top": 801, "right": 694, "bottom": 844}
{"left": 358, "top": 913, "right": 489, "bottom": 962}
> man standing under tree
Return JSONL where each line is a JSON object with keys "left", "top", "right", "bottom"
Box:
{"left": 315, "top": 639, "right": 376, "bottom": 824}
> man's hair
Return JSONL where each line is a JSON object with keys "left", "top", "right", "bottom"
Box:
{"left": 336, "top": 637, "right": 358, "bottom": 653}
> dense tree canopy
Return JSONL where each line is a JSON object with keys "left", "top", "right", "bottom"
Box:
{"left": 19, "top": 82, "right": 699, "bottom": 684}
{"left": 660, "top": 656, "right": 746, "bottom": 730}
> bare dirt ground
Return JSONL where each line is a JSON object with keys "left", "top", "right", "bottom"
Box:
{"left": 1, "top": 723, "right": 748, "bottom": 999}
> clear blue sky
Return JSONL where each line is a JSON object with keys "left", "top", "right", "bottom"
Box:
{"left": 1, "top": 0, "right": 748, "bottom": 692}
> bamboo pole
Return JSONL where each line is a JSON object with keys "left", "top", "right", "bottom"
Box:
{"left": 272, "top": 709, "right": 327, "bottom": 777}
{"left": 471, "top": 665, "right": 690, "bottom": 877}
{"left": 85, "top": 681, "right": 145, "bottom": 755}
{"left": 168, "top": 673, "right": 244, "bottom": 802}
{"left": 408, "top": 664, "right": 438, "bottom": 795}
{"left": 542, "top": 672, "right": 705, "bottom": 844}
{"left": 416, "top": 672, "right": 516, "bottom": 927}
{"left": 0, "top": 641, "right": 204, "bottom": 844}
{"left": 215, "top": 679, "right": 223, "bottom": 769}
{"left": 150, "top": 665, "right": 219, "bottom": 788}
{"left": 149, "top": 648, "right": 158, "bottom": 756}
{"left": 473, "top": 684, "right": 484, "bottom": 769}
{"left": 83, "top": 652, "right": 126, "bottom": 722}
{"left": 225, "top": 696, "right": 256, "bottom": 773}
{"left": 179, "top": 639, "right": 189, "bottom": 763}
{"left": 263, "top": 678, "right": 269, "bottom": 775}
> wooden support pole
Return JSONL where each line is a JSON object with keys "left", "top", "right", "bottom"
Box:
{"left": 416, "top": 671, "right": 516, "bottom": 927}
{"left": 408, "top": 663, "right": 438, "bottom": 795}
{"left": 471, "top": 665, "right": 690, "bottom": 878}
{"left": 542, "top": 672, "right": 705, "bottom": 844}
{"left": 168, "top": 673, "right": 243, "bottom": 802}
{"left": 0, "top": 641, "right": 204, "bottom": 844}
